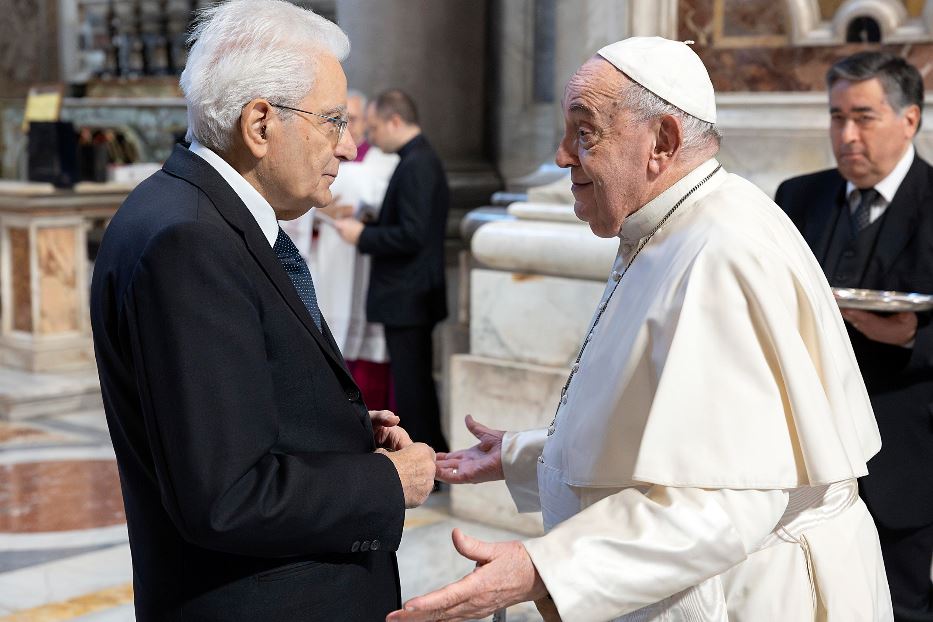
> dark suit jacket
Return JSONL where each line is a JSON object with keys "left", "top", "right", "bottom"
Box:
{"left": 358, "top": 134, "right": 449, "bottom": 327}
{"left": 90, "top": 145, "right": 406, "bottom": 620}
{"left": 776, "top": 155, "right": 933, "bottom": 530}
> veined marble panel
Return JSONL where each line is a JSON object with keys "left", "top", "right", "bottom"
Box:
{"left": 9, "top": 227, "right": 31, "bottom": 333}
{"left": 37, "top": 226, "right": 79, "bottom": 334}
{"left": 448, "top": 354, "right": 567, "bottom": 535}
{"left": 471, "top": 269, "right": 604, "bottom": 367}
{"left": 472, "top": 219, "right": 619, "bottom": 281}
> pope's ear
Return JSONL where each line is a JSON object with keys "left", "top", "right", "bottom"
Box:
{"left": 655, "top": 114, "right": 682, "bottom": 159}
{"left": 649, "top": 114, "right": 681, "bottom": 176}
{"left": 240, "top": 99, "right": 273, "bottom": 159}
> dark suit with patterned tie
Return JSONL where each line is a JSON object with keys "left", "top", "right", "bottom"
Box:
{"left": 776, "top": 154, "right": 933, "bottom": 619}
{"left": 90, "top": 145, "right": 405, "bottom": 621}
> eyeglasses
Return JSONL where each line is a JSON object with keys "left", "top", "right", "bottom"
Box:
{"left": 270, "top": 103, "right": 348, "bottom": 144}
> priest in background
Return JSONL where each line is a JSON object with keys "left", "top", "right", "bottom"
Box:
{"left": 389, "top": 37, "right": 892, "bottom": 622}
{"left": 281, "top": 90, "right": 399, "bottom": 410}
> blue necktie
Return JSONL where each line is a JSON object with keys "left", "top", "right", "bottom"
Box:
{"left": 273, "top": 227, "right": 323, "bottom": 331}
{"left": 852, "top": 187, "right": 879, "bottom": 235}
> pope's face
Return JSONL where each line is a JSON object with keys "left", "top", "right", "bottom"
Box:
{"left": 555, "top": 57, "right": 656, "bottom": 238}
{"left": 830, "top": 77, "right": 918, "bottom": 189}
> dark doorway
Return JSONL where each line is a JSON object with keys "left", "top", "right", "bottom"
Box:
{"left": 847, "top": 16, "right": 882, "bottom": 43}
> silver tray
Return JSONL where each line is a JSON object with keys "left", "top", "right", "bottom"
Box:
{"left": 832, "top": 288, "right": 933, "bottom": 312}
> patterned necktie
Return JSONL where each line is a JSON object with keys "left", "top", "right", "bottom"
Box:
{"left": 273, "top": 227, "right": 323, "bottom": 331}
{"left": 852, "top": 187, "right": 879, "bottom": 235}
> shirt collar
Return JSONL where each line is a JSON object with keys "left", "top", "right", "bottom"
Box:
{"left": 188, "top": 140, "right": 280, "bottom": 247}
{"left": 845, "top": 143, "right": 915, "bottom": 204}
{"left": 619, "top": 158, "right": 724, "bottom": 241}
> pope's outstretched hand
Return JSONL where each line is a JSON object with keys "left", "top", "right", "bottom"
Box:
{"left": 385, "top": 528, "right": 547, "bottom": 622}
{"left": 435, "top": 415, "right": 505, "bottom": 484}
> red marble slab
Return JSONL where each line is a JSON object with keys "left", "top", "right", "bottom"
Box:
{"left": 0, "top": 460, "right": 125, "bottom": 532}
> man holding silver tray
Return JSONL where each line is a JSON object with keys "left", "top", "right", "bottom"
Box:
{"left": 777, "top": 51, "right": 933, "bottom": 621}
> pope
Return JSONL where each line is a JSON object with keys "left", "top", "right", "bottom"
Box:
{"left": 388, "top": 37, "right": 893, "bottom": 622}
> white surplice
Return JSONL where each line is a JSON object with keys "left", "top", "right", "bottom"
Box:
{"left": 280, "top": 146, "right": 398, "bottom": 359}
{"left": 502, "top": 159, "right": 893, "bottom": 621}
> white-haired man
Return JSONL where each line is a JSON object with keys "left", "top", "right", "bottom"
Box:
{"left": 90, "top": 1, "right": 435, "bottom": 619}
{"left": 390, "top": 38, "right": 893, "bottom": 621}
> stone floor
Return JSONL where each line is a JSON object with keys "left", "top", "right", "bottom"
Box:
{"left": 0, "top": 410, "right": 542, "bottom": 621}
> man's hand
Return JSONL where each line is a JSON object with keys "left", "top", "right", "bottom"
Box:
{"left": 334, "top": 218, "right": 365, "bottom": 245}
{"left": 370, "top": 409, "right": 412, "bottom": 451}
{"left": 377, "top": 442, "right": 436, "bottom": 508}
{"left": 386, "top": 529, "right": 548, "bottom": 622}
{"left": 435, "top": 415, "right": 505, "bottom": 484}
{"left": 841, "top": 309, "right": 918, "bottom": 346}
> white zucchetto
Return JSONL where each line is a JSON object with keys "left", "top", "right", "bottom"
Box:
{"left": 597, "top": 36, "right": 717, "bottom": 124}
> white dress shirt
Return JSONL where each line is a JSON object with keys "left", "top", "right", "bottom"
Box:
{"left": 845, "top": 144, "right": 915, "bottom": 225}
{"left": 188, "top": 140, "right": 279, "bottom": 247}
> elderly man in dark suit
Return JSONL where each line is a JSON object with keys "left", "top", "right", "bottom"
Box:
{"left": 89, "top": 1, "right": 435, "bottom": 619}
{"left": 335, "top": 90, "right": 450, "bottom": 454}
{"left": 776, "top": 51, "right": 933, "bottom": 621}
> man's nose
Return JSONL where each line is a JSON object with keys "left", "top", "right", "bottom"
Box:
{"left": 555, "top": 135, "right": 578, "bottom": 168}
{"left": 335, "top": 126, "right": 358, "bottom": 162}
{"left": 841, "top": 119, "right": 860, "bottom": 143}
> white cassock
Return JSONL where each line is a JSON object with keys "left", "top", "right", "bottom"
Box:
{"left": 281, "top": 146, "right": 398, "bottom": 359}
{"left": 503, "top": 159, "right": 893, "bottom": 621}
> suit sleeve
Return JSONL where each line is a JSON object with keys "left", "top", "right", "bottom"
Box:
{"left": 123, "top": 220, "right": 405, "bottom": 558}
{"left": 357, "top": 157, "right": 437, "bottom": 257}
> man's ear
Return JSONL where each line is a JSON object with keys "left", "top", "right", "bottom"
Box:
{"left": 240, "top": 99, "right": 274, "bottom": 159}
{"left": 649, "top": 114, "right": 682, "bottom": 176}
{"left": 903, "top": 104, "right": 921, "bottom": 139}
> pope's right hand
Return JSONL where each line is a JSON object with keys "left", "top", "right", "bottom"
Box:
{"left": 377, "top": 442, "right": 436, "bottom": 508}
{"left": 435, "top": 415, "right": 505, "bottom": 485}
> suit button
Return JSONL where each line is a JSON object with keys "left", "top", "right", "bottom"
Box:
{"left": 360, "top": 540, "right": 371, "bottom": 552}
{"left": 351, "top": 541, "right": 361, "bottom": 552}
{"left": 347, "top": 388, "right": 361, "bottom": 401}
{"left": 371, "top": 539, "right": 380, "bottom": 551}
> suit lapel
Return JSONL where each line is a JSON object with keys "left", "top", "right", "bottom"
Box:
{"left": 862, "top": 155, "right": 927, "bottom": 287}
{"left": 162, "top": 146, "right": 352, "bottom": 379}
{"left": 805, "top": 176, "right": 847, "bottom": 268}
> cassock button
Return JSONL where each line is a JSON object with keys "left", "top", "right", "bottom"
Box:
{"left": 560, "top": 394, "right": 568, "bottom": 405}
{"left": 371, "top": 539, "right": 380, "bottom": 551}
{"left": 571, "top": 363, "right": 579, "bottom": 373}
{"left": 611, "top": 270, "right": 622, "bottom": 282}
{"left": 361, "top": 540, "right": 371, "bottom": 552}
{"left": 347, "top": 388, "right": 361, "bottom": 402}
{"left": 351, "top": 541, "right": 361, "bottom": 552}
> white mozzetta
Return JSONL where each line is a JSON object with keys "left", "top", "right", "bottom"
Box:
{"left": 471, "top": 219, "right": 619, "bottom": 281}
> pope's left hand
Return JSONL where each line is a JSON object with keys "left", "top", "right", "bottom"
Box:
{"left": 370, "top": 410, "right": 412, "bottom": 451}
{"left": 841, "top": 309, "right": 917, "bottom": 346}
{"left": 334, "top": 218, "right": 365, "bottom": 245}
{"left": 386, "top": 528, "right": 548, "bottom": 622}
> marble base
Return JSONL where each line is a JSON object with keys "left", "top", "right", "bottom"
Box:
{"left": 0, "top": 368, "right": 102, "bottom": 421}
{"left": 448, "top": 354, "right": 567, "bottom": 536}
{"left": 0, "top": 334, "right": 95, "bottom": 374}
{"left": 471, "top": 269, "right": 603, "bottom": 367}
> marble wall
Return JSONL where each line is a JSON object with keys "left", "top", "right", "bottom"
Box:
{"left": 681, "top": 0, "right": 933, "bottom": 92}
